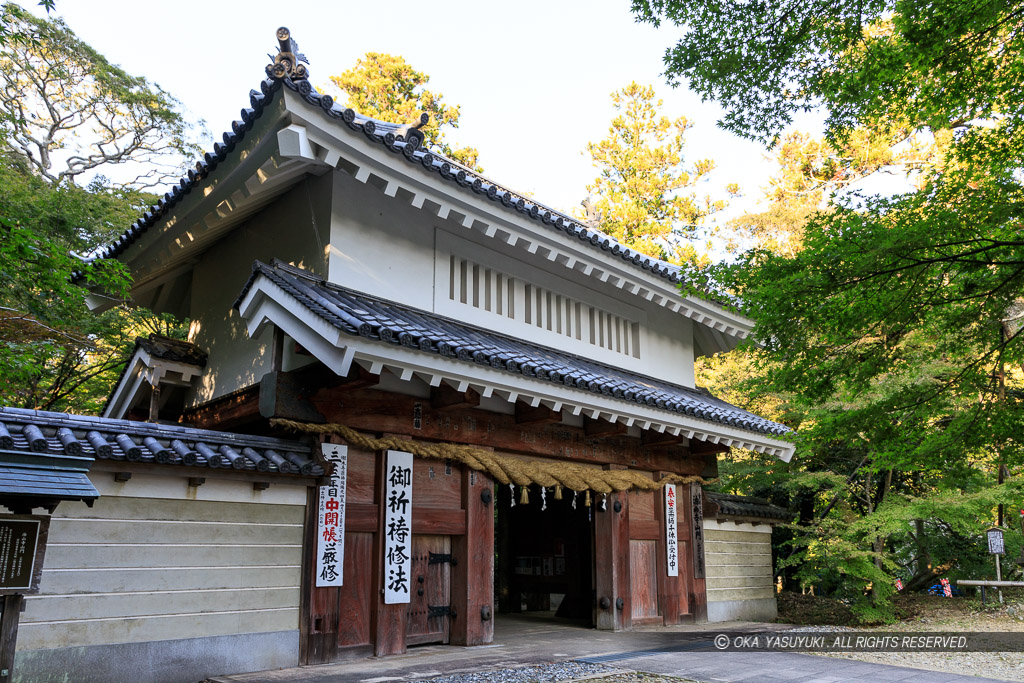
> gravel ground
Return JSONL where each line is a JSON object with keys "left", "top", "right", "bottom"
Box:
{"left": 789, "top": 600, "right": 1024, "bottom": 682}
{"left": 586, "top": 674, "right": 694, "bottom": 683}
{"left": 407, "top": 662, "right": 615, "bottom": 683}
{"left": 409, "top": 664, "right": 695, "bottom": 683}
{"left": 825, "top": 650, "right": 1024, "bottom": 681}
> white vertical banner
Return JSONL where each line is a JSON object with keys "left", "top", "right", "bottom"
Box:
{"left": 316, "top": 444, "right": 348, "bottom": 587}
{"left": 665, "top": 484, "right": 679, "bottom": 577}
{"left": 383, "top": 450, "right": 413, "bottom": 604}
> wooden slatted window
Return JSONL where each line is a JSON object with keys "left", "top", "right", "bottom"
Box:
{"left": 448, "top": 254, "right": 640, "bottom": 358}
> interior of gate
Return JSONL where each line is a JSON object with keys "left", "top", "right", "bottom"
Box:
{"left": 494, "top": 480, "right": 706, "bottom": 632}
{"left": 302, "top": 443, "right": 493, "bottom": 664}
{"left": 495, "top": 484, "right": 595, "bottom": 625}
{"left": 302, "top": 442, "right": 706, "bottom": 663}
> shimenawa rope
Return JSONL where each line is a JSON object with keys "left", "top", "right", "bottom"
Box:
{"left": 271, "top": 419, "right": 708, "bottom": 501}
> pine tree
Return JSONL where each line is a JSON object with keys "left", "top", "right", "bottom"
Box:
{"left": 583, "top": 82, "right": 737, "bottom": 265}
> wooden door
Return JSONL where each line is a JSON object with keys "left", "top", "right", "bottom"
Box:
{"left": 630, "top": 539, "right": 659, "bottom": 621}
{"left": 405, "top": 534, "right": 452, "bottom": 645}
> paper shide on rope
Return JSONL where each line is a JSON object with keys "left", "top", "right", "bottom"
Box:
{"left": 271, "top": 419, "right": 710, "bottom": 498}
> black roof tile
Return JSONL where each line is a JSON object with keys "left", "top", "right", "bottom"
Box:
{"left": 237, "top": 260, "right": 791, "bottom": 439}
{"left": 80, "top": 39, "right": 734, "bottom": 309}
{"left": 136, "top": 334, "right": 208, "bottom": 367}
{"left": 706, "top": 491, "right": 792, "bottom": 522}
{"left": 0, "top": 407, "right": 322, "bottom": 477}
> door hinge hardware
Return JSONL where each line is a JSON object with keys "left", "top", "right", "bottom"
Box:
{"left": 427, "top": 604, "right": 453, "bottom": 618}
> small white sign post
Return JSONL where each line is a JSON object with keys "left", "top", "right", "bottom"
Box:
{"left": 383, "top": 450, "right": 413, "bottom": 604}
{"left": 987, "top": 527, "right": 1005, "bottom": 604}
{"left": 315, "top": 444, "right": 348, "bottom": 587}
{"left": 665, "top": 484, "right": 679, "bottom": 577}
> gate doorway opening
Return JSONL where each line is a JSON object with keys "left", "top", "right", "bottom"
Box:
{"left": 494, "top": 485, "right": 594, "bottom": 627}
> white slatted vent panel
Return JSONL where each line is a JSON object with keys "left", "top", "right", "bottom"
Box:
{"left": 449, "top": 255, "right": 641, "bottom": 358}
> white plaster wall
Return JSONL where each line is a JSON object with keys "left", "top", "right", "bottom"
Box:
{"left": 328, "top": 169, "right": 436, "bottom": 310}
{"left": 327, "top": 170, "right": 697, "bottom": 387}
{"left": 702, "top": 519, "right": 777, "bottom": 622}
{"left": 645, "top": 304, "right": 695, "bottom": 387}
{"left": 186, "top": 173, "right": 332, "bottom": 406}
{"left": 20, "top": 472, "right": 307, "bottom": 652}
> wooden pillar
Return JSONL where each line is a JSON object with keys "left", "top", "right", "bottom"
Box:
{"left": 656, "top": 476, "right": 683, "bottom": 625}
{"left": 0, "top": 594, "right": 23, "bottom": 683}
{"left": 450, "top": 467, "right": 494, "bottom": 645}
{"left": 301, "top": 482, "right": 340, "bottom": 665}
{"left": 594, "top": 466, "right": 630, "bottom": 631}
{"left": 147, "top": 382, "right": 161, "bottom": 422}
{"left": 685, "top": 482, "right": 708, "bottom": 622}
{"left": 373, "top": 435, "right": 408, "bottom": 656}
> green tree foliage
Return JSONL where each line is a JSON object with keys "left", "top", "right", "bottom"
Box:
{"left": 0, "top": 1, "right": 52, "bottom": 47}
{"left": 725, "top": 128, "right": 939, "bottom": 257}
{"left": 0, "top": 2, "right": 198, "bottom": 187}
{"left": 0, "top": 9, "right": 192, "bottom": 413}
{"left": 638, "top": 0, "right": 1024, "bottom": 618}
{"left": 329, "top": 53, "right": 481, "bottom": 171}
{"left": 583, "top": 82, "right": 737, "bottom": 264}
{"left": 0, "top": 152, "right": 150, "bottom": 248}
{"left": 632, "top": 0, "right": 1021, "bottom": 144}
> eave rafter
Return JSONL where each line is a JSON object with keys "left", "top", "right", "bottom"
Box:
{"left": 236, "top": 275, "right": 794, "bottom": 462}
{"left": 274, "top": 92, "right": 753, "bottom": 350}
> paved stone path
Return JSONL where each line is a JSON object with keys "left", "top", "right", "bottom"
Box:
{"left": 208, "top": 614, "right": 1014, "bottom": 683}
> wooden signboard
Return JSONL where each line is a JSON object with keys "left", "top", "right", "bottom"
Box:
{"left": 0, "top": 515, "right": 48, "bottom": 595}
{"left": 664, "top": 485, "right": 679, "bottom": 577}
{"left": 0, "top": 515, "right": 50, "bottom": 683}
{"left": 316, "top": 444, "right": 348, "bottom": 587}
{"left": 383, "top": 450, "right": 413, "bottom": 604}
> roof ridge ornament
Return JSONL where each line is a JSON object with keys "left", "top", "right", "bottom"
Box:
{"left": 580, "top": 197, "right": 604, "bottom": 229}
{"left": 267, "top": 27, "right": 309, "bottom": 82}
{"left": 395, "top": 112, "right": 430, "bottom": 151}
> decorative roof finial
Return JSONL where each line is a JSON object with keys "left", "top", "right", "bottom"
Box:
{"left": 580, "top": 197, "right": 603, "bottom": 228}
{"left": 267, "top": 27, "right": 309, "bottom": 82}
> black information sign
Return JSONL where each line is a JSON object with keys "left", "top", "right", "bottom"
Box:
{"left": 0, "top": 517, "right": 47, "bottom": 593}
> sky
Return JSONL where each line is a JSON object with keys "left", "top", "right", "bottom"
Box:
{"left": 20, "top": 0, "right": 804, "bottom": 228}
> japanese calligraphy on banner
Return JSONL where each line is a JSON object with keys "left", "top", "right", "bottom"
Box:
{"left": 665, "top": 484, "right": 679, "bottom": 577}
{"left": 315, "top": 444, "right": 348, "bottom": 587}
{"left": 384, "top": 450, "right": 413, "bottom": 604}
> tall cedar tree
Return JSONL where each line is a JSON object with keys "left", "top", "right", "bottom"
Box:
{"left": 583, "top": 82, "right": 736, "bottom": 265}
{"left": 329, "top": 53, "right": 481, "bottom": 171}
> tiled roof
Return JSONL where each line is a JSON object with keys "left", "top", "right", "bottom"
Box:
{"left": 101, "top": 334, "right": 208, "bottom": 417}
{"left": 0, "top": 407, "right": 323, "bottom": 477}
{"left": 0, "top": 463, "right": 98, "bottom": 511}
{"left": 83, "top": 38, "right": 728, "bottom": 304}
{"left": 706, "top": 491, "right": 792, "bottom": 522}
{"left": 237, "top": 260, "right": 791, "bottom": 439}
{"left": 136, "top": 334, "right": 208, "bottom": 367}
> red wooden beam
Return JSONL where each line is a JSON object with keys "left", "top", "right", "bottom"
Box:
{"left": 430, "top": 384, "right": 480, "bottom": 411}
{"left": 583, "top": 417, "right": 628, "bottom": 438}
{"left": 183, "top": 385, "right": 260, "bottom": 430}
{"left": 641, "top": 430, "right": 686, "bottom": 448}
{"left": 311, "top": 386, "right": 707, "bottom": 476}
{"left": 514, "top": 401, "right": 562, "bottom": 425}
